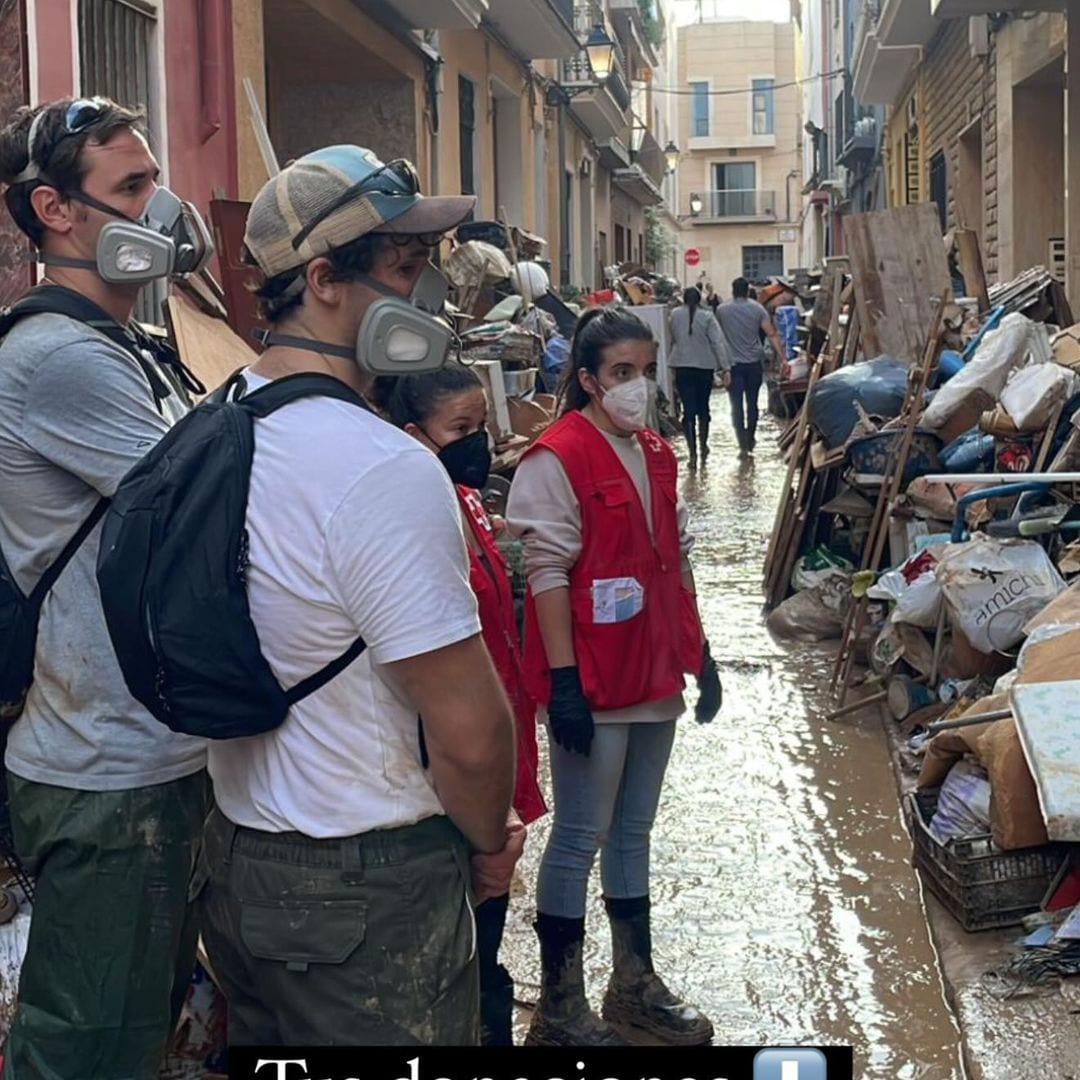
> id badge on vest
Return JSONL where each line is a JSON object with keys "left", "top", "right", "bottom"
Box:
{"left": 592, "top": 577, "right": 644, "bottom": 624}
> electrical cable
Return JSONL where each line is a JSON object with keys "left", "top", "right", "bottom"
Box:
{"left": 646, "top": 68, "right": 848, "bottom": 97}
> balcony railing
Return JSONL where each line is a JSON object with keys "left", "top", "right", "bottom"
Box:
{"left": 701, "top": 190, "right": 776, "bottom": 219}
{"left": 561, "top": 3, "right": 632, "bottom": 111}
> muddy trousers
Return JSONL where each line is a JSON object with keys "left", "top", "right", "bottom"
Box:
{"left": 197, "top": 806, "right": 479, "bottom": 1046}
{"left": 537, "top": 721, "right": 677, "bottom": 919}
{"left": 2, "top": 770, "right": 208, "bottom": 1080}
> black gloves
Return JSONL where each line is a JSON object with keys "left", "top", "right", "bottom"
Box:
{"left": 548, "top": 666, "right": 594, "bottom": 756}
{"left": 695, "top": 641, "right": 722, "bottom": 724}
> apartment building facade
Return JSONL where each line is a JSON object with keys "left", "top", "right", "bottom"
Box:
{"left": 3, "top": 0, "right": 681, "bottom": 306}
{"left": 676, "top": 18, "right": 803, "bottom": 292}
{"left": 839, "top": 0, "right": 1077, "bottom": 309}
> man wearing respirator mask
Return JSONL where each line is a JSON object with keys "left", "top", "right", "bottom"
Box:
{"left": 197, "top": 146, "right": 517, "bottom": 1045}
{"left": 0, "top": 96, "right": 212, "bottom": 1077}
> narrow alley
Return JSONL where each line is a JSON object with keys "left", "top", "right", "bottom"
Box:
{"left": 505, "top": 392, "right": 966, "bottom": 1079}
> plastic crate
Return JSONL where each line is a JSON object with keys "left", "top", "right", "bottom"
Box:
{"left": 907, "top": 788, "right": 1067, "bottom": 932}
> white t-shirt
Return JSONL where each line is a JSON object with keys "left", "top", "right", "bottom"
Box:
{"left": 207, "top": 372, "right": 481, "bottom": 837}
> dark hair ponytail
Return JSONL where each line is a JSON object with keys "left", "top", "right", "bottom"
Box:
{"left": 683, "top": 286, "right": 701, "bottom": 336}
{"left": 557, "top": 307, "right": 655, "bottom": 414}
{"left": 372, "top": 365, "right": 483, "bottom": 429}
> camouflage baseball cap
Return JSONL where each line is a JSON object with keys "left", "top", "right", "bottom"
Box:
{"left": 244, "top": 145, "right": 475, "bottom": 279}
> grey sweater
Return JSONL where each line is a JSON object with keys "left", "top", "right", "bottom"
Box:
{"left": 669, "top": 305, "right": 729, "bottom": 371}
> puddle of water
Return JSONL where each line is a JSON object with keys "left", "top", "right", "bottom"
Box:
{"left": 503, "top": 391, "right": 965, "bottom": 1078}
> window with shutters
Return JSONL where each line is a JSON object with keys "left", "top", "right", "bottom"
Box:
{"left": 79, "top": 0, "right": 157, "bottom": 144}
{"left": 459, "top": 76, "right": 476, "bottom": 198}
{"left": 691, "top": 82, "right": 709, "bottom": 137}
{"left": 752, "top": 79, "right": 775, "bottom": 136}
{"left": 78, "top": 0, "right": 159, "bottom": 323}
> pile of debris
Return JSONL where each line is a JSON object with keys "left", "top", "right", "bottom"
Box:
{"left": 763, "top": 203, "right": 1080, "bottom": 946}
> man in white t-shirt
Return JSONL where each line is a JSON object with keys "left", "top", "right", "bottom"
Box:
{"left": 196, "top": 146, "right": 516, "bottom": 1045}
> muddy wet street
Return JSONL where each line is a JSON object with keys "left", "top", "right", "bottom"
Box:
{"left": 503, "top": 390, "right": 966, "bottom": 1078}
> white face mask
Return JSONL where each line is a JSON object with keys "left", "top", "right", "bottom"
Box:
{"left": 599, "top": 375, "right": 654, "bottom": 432}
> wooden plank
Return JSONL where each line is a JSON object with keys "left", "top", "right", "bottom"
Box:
{"left": 831, "top": 298, "right": 948, "bottom": 702}
{"left": 844, "top": 203, "right": 952, "bottom": 366}
{"left": 954, "top": 227, "right": 989, "bottom": 313}
{"left": 165, "top": 297, "right": 258, "bottom": 398}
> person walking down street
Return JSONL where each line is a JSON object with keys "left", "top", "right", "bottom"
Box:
{"left": 197, "top": 146, "right": 516, "bottom": 1046}
{"left": 507, "top": 308, "right": 723, "bottom": 1047}
{"left": 381, "top": 366, "right": 548, "bottom": 1046}
{"left": 716, "top": 276, "right": 785, "bottom": 457}
{"left": 0, "top": 98, "right": 210, "bottom": 1077}
{"left": 669, "top": 286, "right": 728, "bottom": 468}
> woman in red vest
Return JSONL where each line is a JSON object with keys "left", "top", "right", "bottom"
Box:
{"left": 507, "top": 308, "right": 722, "bottom": 1046}
{"left": 384, "top": 367, "right": 547, "bottom": 1046}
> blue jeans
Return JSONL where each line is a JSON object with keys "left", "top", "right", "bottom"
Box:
{"left": 728, "top": 361, "right": 763, "bottom": 450}
{"left": 537, "top": 721, "right": 677, "bottom": 918}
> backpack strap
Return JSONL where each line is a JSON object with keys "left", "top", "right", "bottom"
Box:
{"left": 27, "top": 497, "right": 109, "bottom": 606}
{"left": 1, "top": 285, "right": 183, "bottom": 412}
{"left": 237, "top": 372, "right": 372, "bottom": 418}
{"left": 285, "top": 636, "right": 367, "bottom": 706}
{"left": 240, "top": 371, "right": 372, "bottom": 704}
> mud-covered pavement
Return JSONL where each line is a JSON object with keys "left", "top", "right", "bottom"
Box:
{"left": 502, "top": 390, "right": 966, "bottom": 1078}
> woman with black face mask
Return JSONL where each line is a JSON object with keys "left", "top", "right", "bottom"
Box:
{"left": 380, "top": 366, "right": 547, "bottom": 1046}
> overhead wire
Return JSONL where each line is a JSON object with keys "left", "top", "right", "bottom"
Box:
{"left": 645, "top": 68, "right": 848, "bottom": 97}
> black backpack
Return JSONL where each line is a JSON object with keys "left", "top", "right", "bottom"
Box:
{"left": 0, "top": 284, "right": 196, "bottom": 719}
{"left": 96, "top": 372, "right": 368, "bottom": 739}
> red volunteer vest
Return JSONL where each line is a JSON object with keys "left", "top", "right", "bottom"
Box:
{"left": 457, "top": 486, "right": 547, "bottom": 825}
{"left": 522, "top": 411, "right": 703, "bottom": 712}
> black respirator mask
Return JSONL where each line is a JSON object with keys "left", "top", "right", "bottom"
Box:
{"left": 37, "top": 186, "right": 215, "bottom": 285}
{"left": 431, "top": 429, "right": 492, "bottom": 490}
{"left": 255, "top": 261, "right": 458, "bottom": 376}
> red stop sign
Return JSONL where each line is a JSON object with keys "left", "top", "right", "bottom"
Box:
{"left": 684, "top": 248, "right": 701, "bottom": 267}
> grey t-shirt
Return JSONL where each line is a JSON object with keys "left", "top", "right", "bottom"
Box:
{"left": 717, "top": 298, "right": 769, "bottom": 366}
{"left": 0, "top": 312, "right": 206, "bottom": 790}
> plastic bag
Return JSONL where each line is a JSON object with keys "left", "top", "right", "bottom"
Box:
{"left": 1000, "top": 362, "right": 1079, "bottom": 431}
{"left": 929, "top": 758, "right": 993, "bottom": 843}
{"left": 791, "top": 546, "right": 853, "bottom": 592}
{"left": 937, "top": 537, "right": 1066, "bottom": 654}
{"left": 807, "top": 355, "right": 908, "bottom": 449}
{"left": 766, "top": 583, "right": 848, "bottom": 642}
{"left": 922, "top": 313, "right": 1037, "bottom": 430}
{"left": 892, "top": 571, "right": 942, "bottom": 629}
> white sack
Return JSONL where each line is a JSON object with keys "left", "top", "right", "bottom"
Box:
{"left": 1000, "top": 362, "right": 1079, "bottom": 430}
{"left": 922, "top": 313, "right": 1038, "bottom": 430}
{"left": 937, "top": 536, "right": 1066, "bottom": 654}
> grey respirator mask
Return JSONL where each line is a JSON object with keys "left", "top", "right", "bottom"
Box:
{"left": 255, "top": 261, "right": 457, "bottom": 375}
{"left": 36, "top": 186, "right": 215, "bottom": 285}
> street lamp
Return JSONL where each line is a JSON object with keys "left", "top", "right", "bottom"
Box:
{"left": 663, "top": 140, "right": 680, "bottom": 174}
{"left": 689, "top": 192, "right": 703, "bottom": 216}
{"left": 583, "top": 23, "right": 616, "bottom": 83}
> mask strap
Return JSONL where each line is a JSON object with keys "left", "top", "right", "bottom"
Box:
{"left": 34, "top": 252, "right": 98, "bottom": 271}
{"left": 67, "top": 189, "right": 135, "bottom": 222}
{"left": 251, "top": 328, "right": 356, "bottom": 362}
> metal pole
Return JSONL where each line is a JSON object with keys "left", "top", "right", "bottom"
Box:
{"left": 927, "top": 708, "right": 1011, "bottom": 735}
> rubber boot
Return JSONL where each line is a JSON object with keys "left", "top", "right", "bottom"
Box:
{"left": 698, "top": 419, "right": 711, "bottom": 463}
{"left": 525, "top": 914, "right": 628, "bottom": 1047}
{"left": 480, "top": 962, "right": 514, "bottom": 1046}
{"left": 684, "top": 414, "right": 698, "bottom": 470}
{"left": 601, "top": 896, "right": 714, "bottom": 1046}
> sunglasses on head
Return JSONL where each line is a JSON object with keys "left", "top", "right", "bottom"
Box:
{"left": 291, "top": 158, "right": 422, "bottom": 251}
{"left": 18, "top": 97, "right": 113, "bottom": 183}
{"left": 384, "top": 231, "right": 446, "bottom": 249}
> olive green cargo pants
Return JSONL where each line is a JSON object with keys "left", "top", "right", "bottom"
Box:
{"left": 197, "top": 806, "right": 479, "bottom": 1046}
{"left": 2, "top": 770, "right": 209, "bottom": 1080}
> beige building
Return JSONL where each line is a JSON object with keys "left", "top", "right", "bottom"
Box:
{"left": 232, "top": 0, "right": 677, "bottom": 295}
{"left": 675, "top": 18, "right": 802, "bottom": 293}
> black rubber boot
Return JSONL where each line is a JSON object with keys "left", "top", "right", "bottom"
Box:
{"left": 480, "top": 962, "right": 514, "bottom": 1046}
{"left": 525, "top": 914, "right": 627, "bottom": 1046}
{"left": 684, "top": 414, "right": 698, "bottom": 469}
{"left": 602, "top": 896, "right": 715, "bottom": 1046}
{"left": 699, "top": 419, "right": 711, "bottom": 462}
